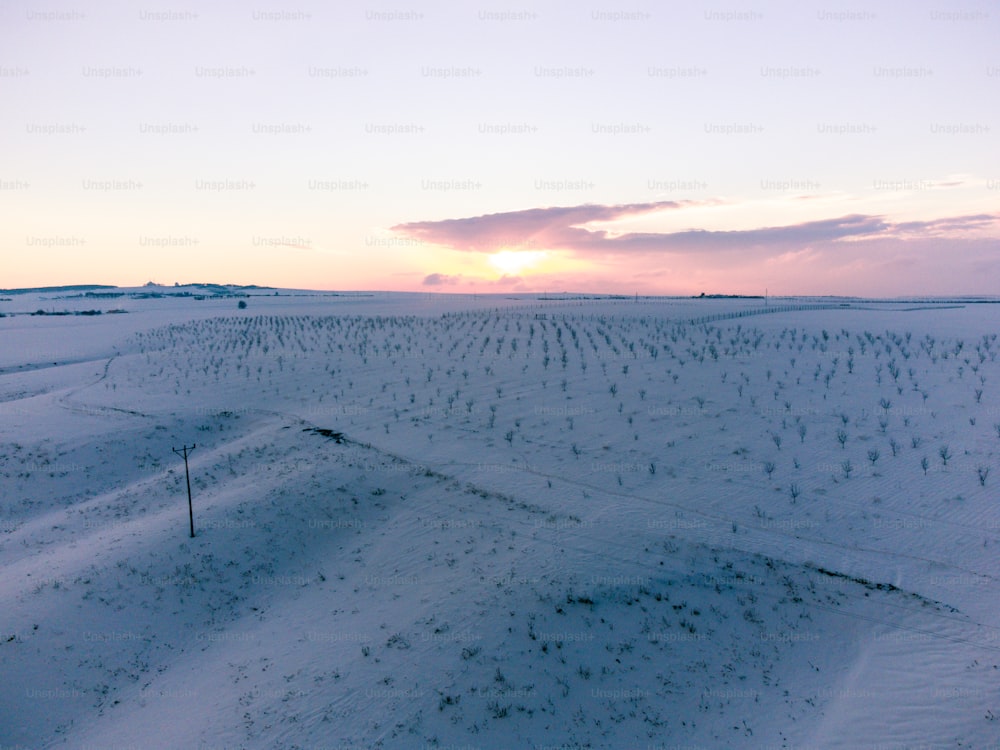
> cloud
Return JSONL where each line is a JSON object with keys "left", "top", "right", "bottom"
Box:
{"left": 423, "top": 272, "right": 525, "bottom": 288}
{"left": 891, "top": 213, "right": 997, "bottom": 236}
{"left": 394, "top": 201, "right": 698, "bottom": 254}
{"left": 423, "top": 272, "right": 458, "bottom": 286}
{"left": 392, "top": 202, "right": 998, "bottom": 260}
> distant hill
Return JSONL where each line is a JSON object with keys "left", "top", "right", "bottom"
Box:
{"left": 0, "top": 283, "right": 275, "bottom": 298}
{"left": 0, "top": 284, "right": 117, "bottom": 295}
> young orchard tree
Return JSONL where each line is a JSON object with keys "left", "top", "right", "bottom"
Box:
{"left": 939, "top": 444, "right": 952, "bottom": 467}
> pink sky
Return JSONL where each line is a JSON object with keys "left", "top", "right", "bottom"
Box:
{"left": 2, "top": 1, "right": 998, "bottom": 295}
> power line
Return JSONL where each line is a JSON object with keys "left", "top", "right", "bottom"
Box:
{"left": 172, "top": 444, "right": 196, "bottom": 538}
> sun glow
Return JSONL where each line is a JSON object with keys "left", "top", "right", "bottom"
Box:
{"left": 487, "top": 250, "right": 548, "bottom": 276}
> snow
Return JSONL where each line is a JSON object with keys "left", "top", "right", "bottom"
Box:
{"left": 2, "top": 289, "right": 999, "bottom": 748}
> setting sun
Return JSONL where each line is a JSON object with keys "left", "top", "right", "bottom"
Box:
{"left": 487, "top": 250, "right": 548, "bottom": 276}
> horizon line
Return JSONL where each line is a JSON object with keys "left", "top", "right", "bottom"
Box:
{"left": 4, "top": 283, "right": 1000, "bottom": 303}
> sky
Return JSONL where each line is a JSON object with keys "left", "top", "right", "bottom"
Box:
{"left": 1, "top": 0, "right": 998, "bottom": 296}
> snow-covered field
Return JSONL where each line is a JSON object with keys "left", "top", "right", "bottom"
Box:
{"left": 2, "top": 286, "right": 999, "bottom": 749}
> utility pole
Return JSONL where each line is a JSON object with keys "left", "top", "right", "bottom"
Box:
{"left": 172, "top": 444, "right": 196, "bottom": 538}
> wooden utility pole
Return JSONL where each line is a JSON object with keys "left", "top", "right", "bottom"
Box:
{"left": 172, "top": 444, "right": 196, "bottom": 537}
